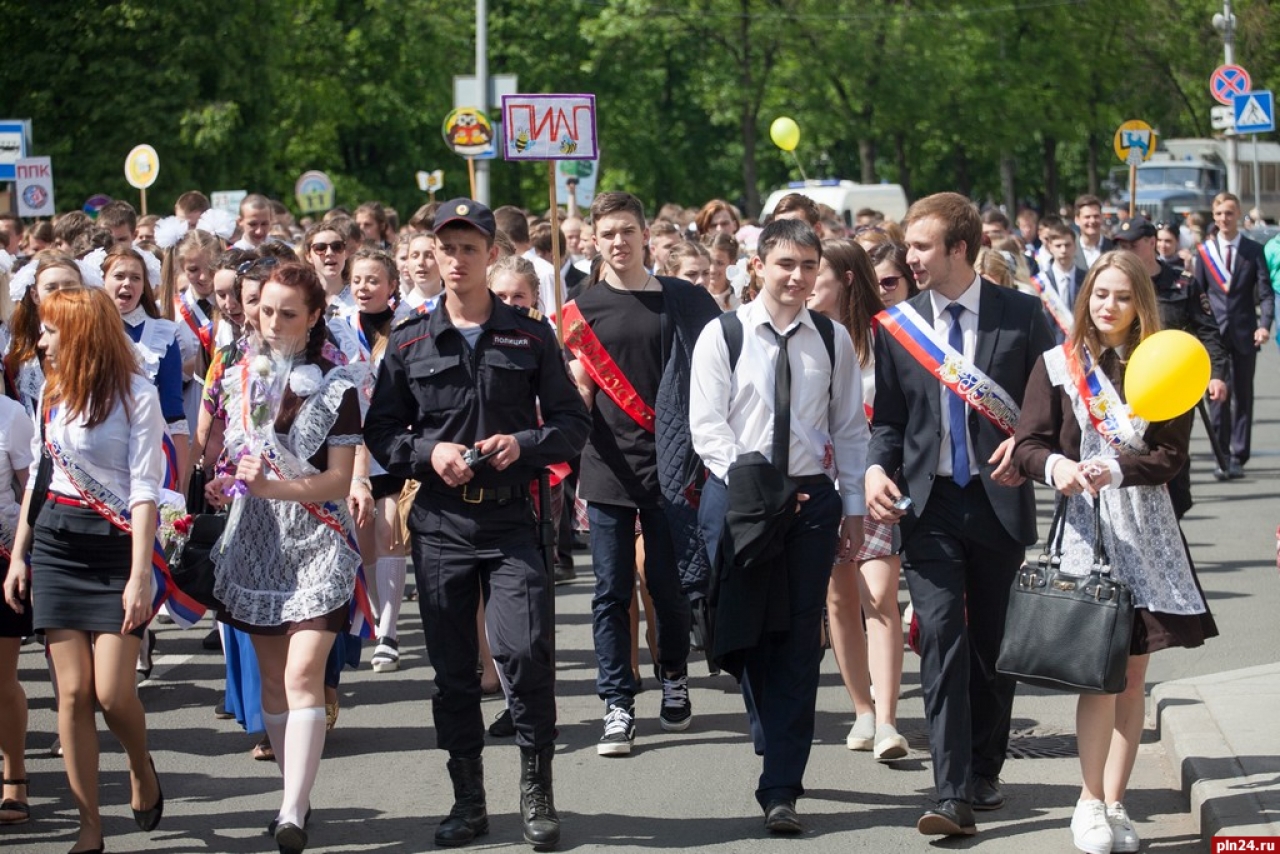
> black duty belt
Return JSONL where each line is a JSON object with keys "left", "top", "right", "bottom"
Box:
{"left": 428, "top": 482, "right": 525, "bottom": 504}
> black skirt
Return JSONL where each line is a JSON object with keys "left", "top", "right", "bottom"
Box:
{"left": 0, "top": 557, "right": 33, "bottom": 638}
{"left": 30, "top": 498, "right": 145, "bottom": 638}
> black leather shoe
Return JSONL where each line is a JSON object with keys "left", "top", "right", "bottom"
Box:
{"left": 132, "top": 756, "right": 163, "bottom": 832}
{"left": 763, "top": 799, "right": 802, "bottom": 835}
{"left": 274, "top": 821, "right": 308, "bottom": 854}
{"left": 917, "top": 800, "right": 977, "bottom": 836}
{"left": 267, "top": 808, "right": 312, "bottom": 837}
{"left": 1228, "top": 459, "right": 1245, "bottom": 479}
{"left": 971, "top": 776, "right": 1004, "bottom": 811}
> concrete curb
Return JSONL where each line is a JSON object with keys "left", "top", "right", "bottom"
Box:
{"left": 1154, "top": 663, "right": 1280, "bottom": 844}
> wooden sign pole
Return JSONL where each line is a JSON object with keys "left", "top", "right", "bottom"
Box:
{"left": 549, "top": 163, "right": 564, "bottom": 342}
{"left": 467, "top": 158, "right": 477, "bottom": 200}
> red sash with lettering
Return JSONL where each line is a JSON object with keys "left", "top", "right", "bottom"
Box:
{"left": 560, "top": 301, "right": 656, "bottom": 434}
{"left": 176, "top": 295, "right": 214, "bottom": 356}
{"left": 1197, "top": 243, "right": 1229, "bottom": 293}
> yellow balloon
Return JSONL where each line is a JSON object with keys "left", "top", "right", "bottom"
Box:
{"left": 1124, "top": 330, "right": 1210, "bottom": 422}
{"left": 770, "top": 117, "right": 800, "bottom": 152}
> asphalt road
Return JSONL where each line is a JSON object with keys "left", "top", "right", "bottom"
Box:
{"left": 7, "top": 347, "right": 1279, "bottom": 854}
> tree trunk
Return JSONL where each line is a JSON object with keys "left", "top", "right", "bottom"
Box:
{"left": 895, "top": 133, "right": 911, "bottom": 201}
{"left": 1042, "top": 135, "right": 1059, "bottom": 214}
{"left": 955, "top": 141, "right": 971, "bottom": 200}
{"left": 859, "top": 103, "right": 876, "bottom": 185}
{"left": 1001, "top": 152, "right": 1016, "bottom": 214}
{"left": 1086, "top": 132, "right": 1100, "bottom": 197}
{"left": 738, "top": 0, "right": 760, "bottom": 217}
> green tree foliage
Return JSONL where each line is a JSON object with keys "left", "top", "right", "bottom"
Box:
{"left": 0, "top": 0, "right": 1275, "bottom": 220}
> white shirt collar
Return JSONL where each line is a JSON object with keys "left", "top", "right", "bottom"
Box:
{"left": 929, "top": 273, "right": 982, "bottom": 319}
{"left": 742, "top": 296, "right": 816, "bottom": 337}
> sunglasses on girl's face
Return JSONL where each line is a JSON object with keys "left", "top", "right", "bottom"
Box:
{"left": 311, "top": 241, "right": 346, "bottom": 254}
{"left": 878, "top": 275, "right": 903, "bottom": 290}
{"left": 236, "top": 257, "right": 281, "bottom": 277}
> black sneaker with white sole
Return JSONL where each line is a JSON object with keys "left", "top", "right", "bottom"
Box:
{"left": 659, "top": 669, "right": 692, "bottom": 732}
{"left": 370, "top": 637, "right": 400, "bottom": 673}
{"left": 597, "top": 701, "right": 636, "bottom": 756}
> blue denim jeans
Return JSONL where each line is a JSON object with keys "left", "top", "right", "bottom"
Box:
{"left": 588, "top": 501, "right": 691, "bottom": 703}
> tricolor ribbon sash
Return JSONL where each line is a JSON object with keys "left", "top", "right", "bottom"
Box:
{"left": 1062, "top": 345, "right": 1148, "bottom": 456}
{"left": 256, "top": 442, "right": 375, "bottom": 639}
{"left": 43, "top": 413, "right": 205, "bottom": 626}
{"left": 561, "top": 301, "right": 656, "bottom": 434}
{"left": 176, "top": 294, "right": 214, "bottom": 356}
{"left": 1197, "top": 243, "right": 1229, "bottom": 293}
{"left": 876, "top": 303, "right": 1021, "bottom": 436}
{"left": 1030, "top": 273, "right": 1075, "bottom": 336}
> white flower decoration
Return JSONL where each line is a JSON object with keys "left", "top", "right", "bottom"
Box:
{"left": 251, "top": 354, "right": 274, "bottom": 376}
{"left": 197, "top": 208, "right": 237, "bottom": 241}
{"left": 288, "top": 364, "right": 324, "bottom": 397}
{"left": 0, "top": 249, "right": 13, "bottom": 275}
{"left": 137, "top": 250, "right": 162, "bottom": 288}
{"left": 9, "top": 261, "right": 35, "bottom": 303}
{"left": 154, "top": 216, "right": 190, "bottom": 250}
{"left": 78, "top": 248, "right": 107, "bottom": 288}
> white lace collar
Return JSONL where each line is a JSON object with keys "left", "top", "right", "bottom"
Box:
{"left": 121, "top": 306, "right": 149, "bottom": 327}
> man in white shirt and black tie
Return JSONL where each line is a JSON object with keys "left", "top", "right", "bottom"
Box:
{"left": 689, "top": 219, "right": 867, "bottom": 835}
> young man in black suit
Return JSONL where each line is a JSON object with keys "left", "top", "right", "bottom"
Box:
{"left": 865, "top": 192, "right": 1055, "bottom": 837}
{"left": 1193, "top": 192, "right": 1274, "bottom": 479}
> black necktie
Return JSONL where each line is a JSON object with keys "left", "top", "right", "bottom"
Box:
{"left": 197, "top": 298, "right": 212, "bottom": 316}
{"left": 771, "top": 326, "right": 799, "bottom": 475}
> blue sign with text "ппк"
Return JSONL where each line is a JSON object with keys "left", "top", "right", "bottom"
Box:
{"left": 1235, "top": 90, "right": 1276, "bottom": 135}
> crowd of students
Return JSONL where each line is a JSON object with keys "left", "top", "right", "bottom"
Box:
{"left": 0, "top": 183, "right": 1256, "bottom": 854}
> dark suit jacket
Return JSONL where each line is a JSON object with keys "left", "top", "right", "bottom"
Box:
{"left": 1193, "top": 236, "right": 1275, "bottom": 353}
{"left": 868, "top": 280, "right": 1056, "bottom": 546}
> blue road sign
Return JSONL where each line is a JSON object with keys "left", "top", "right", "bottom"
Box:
{"left": 0, "top": 120, "right": 31, "bottom": 181}
{"left": 1234, "top": 90, "right": 1275, "bottom": 135}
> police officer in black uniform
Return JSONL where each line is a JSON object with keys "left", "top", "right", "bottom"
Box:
{"left": 1113, "top": 215, "right": 1228, "bottom": 517}
{"left": 364, "top": 199, "right": 589, "bottom": 850}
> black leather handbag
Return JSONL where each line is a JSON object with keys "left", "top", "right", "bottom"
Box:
{"left": 167, "top": 457, "right": 226, "bottom": 611}
{"left": 996, "top": 496, "right": 1133, "bottom": 694}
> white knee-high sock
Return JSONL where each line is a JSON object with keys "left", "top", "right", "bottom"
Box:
{"left": 279, "top": 706, "right": 326, "bottom": 827}
{"left": 262, "top": 709, "right": 289, "bottom": 774}
{"left": 375, "top": 556, "right": 407, "bottom": 641}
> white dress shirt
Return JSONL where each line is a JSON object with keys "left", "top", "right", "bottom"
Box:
{"left": 30, "top": 374, "right": 167, "bottom": 511}
{"left": 689, "top": 299, "right": 868, "bottom": 516}
{"left": 930, "top": 277, "right": 982, "bottom": 479}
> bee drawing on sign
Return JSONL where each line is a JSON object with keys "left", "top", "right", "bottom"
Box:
{"left": 559, "top": 137, "right": 578, "bottom": 155}
{"left": 514, "top": 129, "right": 533, "bottom": 153}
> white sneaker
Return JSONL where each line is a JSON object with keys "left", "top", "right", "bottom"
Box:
{"left": 1071, "top": 798, "right": 1113, "bottom": 854}
{"left": 873, "top": 723, "right": 909, "bottom": 761}
{"left": 846, "top": 714, "right": 876, "bottom": 750}
{"left": 1107, "top": 802, "right": 1139, "bottom": 853}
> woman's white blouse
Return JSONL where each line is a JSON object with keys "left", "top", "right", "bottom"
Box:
{"left": 0, "top": 396, "right": 34, "bottom": 532}
{"left": 29, "top": 374, "right": 166, "bottom": 511}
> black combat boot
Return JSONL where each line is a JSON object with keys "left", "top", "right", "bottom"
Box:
{"left": 435, "top": 755, "right": 488, "bottom": 847}
{"left": 519, "top": 745, "right": 560, "bottom": 849}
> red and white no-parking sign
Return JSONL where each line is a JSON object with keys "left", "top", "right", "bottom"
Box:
{"left": 1211, "top": 64, "right": 1252, "bottom": 106}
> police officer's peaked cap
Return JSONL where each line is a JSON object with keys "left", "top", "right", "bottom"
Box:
{"left": 434, "top": 199, "right": 496, "bottom": 238}
{"left": 1112, "top": 216, "right": 1156, "bottom": 242}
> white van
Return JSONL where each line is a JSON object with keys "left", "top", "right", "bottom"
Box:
{"left": 761, "top": 180, "right": 909, "bottom": 227}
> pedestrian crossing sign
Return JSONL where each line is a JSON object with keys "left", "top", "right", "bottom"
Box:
{"left": 1234, "top": 90, "right": 1275, "bottom": 134}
